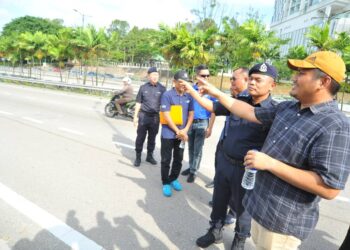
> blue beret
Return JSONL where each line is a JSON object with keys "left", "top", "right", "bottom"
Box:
{"left": 249, "top": 63, "right": 278, "bottom": 80}
{"left": 174, "top": 70, "right": 190, "bottom": 81}
{"left": 147, "top": 67, "right": 158, "bottom": 74}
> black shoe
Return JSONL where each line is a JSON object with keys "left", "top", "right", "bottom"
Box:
{"left": 146, "top": 153, "right": 157, "bottom": 165}
{"left": 205, "top": 181, "right": 214, "bottom": 188}
{"left": 208, "top": 200, "right": 213, "bottom": 207}
{"left": 187, "top": 173, "right": 195, "bottom": 183}
{"left": 231, "top": 235, "right": 246, "bottom": 250}
{"left": 134, "top": 153, "right": 141, "bottom": 167}
{"left": 196, "top": 223, "right": 223, "bottom": 248}
{"left": 181, "top": 168, "right": 190, "bottom": 176}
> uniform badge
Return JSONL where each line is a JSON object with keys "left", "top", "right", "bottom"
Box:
{"left": 259, "top": 63, "right": 268, "bottom": 72}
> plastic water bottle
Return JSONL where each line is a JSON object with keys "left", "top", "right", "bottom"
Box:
{"left": 241, "top": 150, "right": 258, "bottom": 190}
{"left": 179, "top": 140, "right": 185, "bottom": 149}
{"left": 241, "top": 168, "right": 257, "bottom": 190}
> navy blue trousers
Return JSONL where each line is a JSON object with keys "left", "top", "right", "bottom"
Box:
{"left": 210, "top": 149, "right": 252, "bottom": 237}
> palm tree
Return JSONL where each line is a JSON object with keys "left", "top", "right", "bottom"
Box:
{"left": 159, "top": 23, "right": 217, "bottom": 73}
{"left": 47, "top": 28, "right": 74, "bottom": 82}
{"left": 306, "top": 23, "right": 335, "bottom": 51}
{"left": 72, "top": 26, "right": 107, "bottom": 85}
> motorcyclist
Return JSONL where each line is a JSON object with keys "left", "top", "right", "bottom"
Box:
{"left": 114, "top": 77, "right": 134, "bottom": 115}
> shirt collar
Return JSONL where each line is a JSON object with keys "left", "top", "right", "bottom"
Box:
{"left": 147, "top": 82, "right": 158, "bottom": 87}
{"left": 237, "top": 89, "right": 249, "bottom": 97}
{"left": 309, "top": 100, "right": 338, "bottom": 114}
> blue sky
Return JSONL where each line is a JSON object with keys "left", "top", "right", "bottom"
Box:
{"left": 0, "top": 0, "right": 275, "bottom": 32}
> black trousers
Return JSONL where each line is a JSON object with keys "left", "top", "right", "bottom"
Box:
{"left": 160, "top": 138, "right": 184, "bottom": 185}
{"left": 211, "top": 149, "right": 251, "bottom": 238}
{"left": 135, "top": 112, "right": 160, "bottom": 153}
{"left": 340, "top": 225, "right": 350, "bottom": 250}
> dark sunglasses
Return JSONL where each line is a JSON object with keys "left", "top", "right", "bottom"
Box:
{"left": 200, "top": 74, "right": 210, "bottom": 78}
{"left": 230, "top": 77, "right": 236, "bottom": 81}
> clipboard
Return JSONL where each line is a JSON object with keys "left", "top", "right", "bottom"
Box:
{"left": 159, "top": 105, "right": 183, "bottom": 125}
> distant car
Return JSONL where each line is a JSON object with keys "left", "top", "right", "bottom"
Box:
{"left": 87, "top": 71, "right": 96, "bottom": 76}
{"left": 104, "top": 73, "right": 114, "bottom": 78}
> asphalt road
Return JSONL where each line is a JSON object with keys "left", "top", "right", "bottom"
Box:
{"left": 0, "top": 82, "right": 349, "bottom": 250}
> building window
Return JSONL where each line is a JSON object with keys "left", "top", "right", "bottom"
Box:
{"left": 290, "top": 0, "right": 301, "bottom": 15}
{"left": 309, "top": 0, "right": 323, "bottom": 7}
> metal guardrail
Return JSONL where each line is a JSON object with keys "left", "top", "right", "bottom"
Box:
{"left": 0, "top": 73, "right": 141, "bottom": 95}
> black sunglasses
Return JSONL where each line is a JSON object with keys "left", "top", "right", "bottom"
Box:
{"left": 200, "top": 74, "right": 210, "bottom": 78}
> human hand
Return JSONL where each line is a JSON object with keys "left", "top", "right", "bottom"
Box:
{"left": 243, "top": 150, "right": 277, "bottom": 171}
{"left": 196, "top": 77, "right": 222, "bottom": 98}
{"left": 205, "top": 128, "right": 212, "bottom": 138}
{"left": 133, "top": 117, "right": 138, "bottom": 127}
{"left": 178, "top": 80, "right": 194, "bottom": 94}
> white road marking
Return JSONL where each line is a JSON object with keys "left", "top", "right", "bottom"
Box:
{"left": 0, "top": 110, "right": 13, "bottom": 116}
{"left": 0, "top": 182, "right": 104, "bottom": 250}
{"left": 22, "top": 117, "right": 43, "bottom": 124}
{"left": 112, "top": 141, "right": 134, "bottom": 150}
{"left": 335, "top": 196, "right": 350, "bottom": 203}
{"left": 58, "top": 127, "right": 84, "bottom": 136}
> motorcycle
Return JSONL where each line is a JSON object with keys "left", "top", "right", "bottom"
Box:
{"left": 104, "top": 93, "right": 136, "bottom": 119}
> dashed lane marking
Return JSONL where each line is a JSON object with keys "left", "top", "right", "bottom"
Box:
{"left": 21, "top": 117, "right": 44, "bottom": 124}
{"left": 0, "top": 182, "right": 104, "bottom": 250}
{"left": 112, "top": 141, "right": 134, "bottom": 150}
{"left": 58, "top": 127, "right": 84, "bottom": 136}
{"left": 0, "top": 110, "right": 13, "bottom": 116}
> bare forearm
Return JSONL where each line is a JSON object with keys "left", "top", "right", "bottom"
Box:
{"left": 164, "top": 112, "right": 180, "bottom": 134}
{"left": 188, "top": 89, "right": 214, "bottom": 112}
{"left": 208, "top": 113, "right": 215, "bottom": 130}
{"left": 269, "top": 160, "right": 340, "bottom": 200}
{"left": 184, "top": 111, "right": 194, "bottom": 131}
{"left": 134, "top": 103, "right": 141, "bottom": 118}
{"left": 216, "top": 93, "right": 260, "bottom": 123}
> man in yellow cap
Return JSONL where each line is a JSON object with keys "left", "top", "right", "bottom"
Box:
{"left": 187, "top": 51, "right": 350, "bottom": 249}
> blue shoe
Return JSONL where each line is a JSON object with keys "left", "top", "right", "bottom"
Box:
{"left": 170, "top": 179, "right": 182, "bottom": 191}
{"left": 224, "top": 213, "right": 236, "bottom": 225}
{"left": 162, "top": 184, "right": 172, "bottom": 197}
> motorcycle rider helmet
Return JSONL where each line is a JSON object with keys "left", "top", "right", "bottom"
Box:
{"left": 122, "top": 77, "right": 132, "bottom": 84}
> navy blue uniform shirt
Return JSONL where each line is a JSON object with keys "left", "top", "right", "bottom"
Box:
{"left": 214, "top": 94, "right": 277, "bottom": 160}
{"left": 160, "top": 88, "right": 194, "bottom": 139}
{"left": 136, "top": 82, "right": 166, "bottom": 114}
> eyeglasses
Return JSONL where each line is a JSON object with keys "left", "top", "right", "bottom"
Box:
{"left": 230, "top": 77, "right": 238, "bottom": 81}
{"left": 200, "top": 74, "right": 210, "bottom": 78}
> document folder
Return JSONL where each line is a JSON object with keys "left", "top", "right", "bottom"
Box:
{"left": 160, "top": 105, "right": 183, "bottom": 125}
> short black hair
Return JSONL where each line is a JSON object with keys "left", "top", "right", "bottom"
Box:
{"left": 195, "top": 64, "right": 209, "bottom": 74}
{"left": 313, "top": 68, "right": 340, "bottom": 96}
{"left": 233, "top": 67, "right": 249, "bottom": 75}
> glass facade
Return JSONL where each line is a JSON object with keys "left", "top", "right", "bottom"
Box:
{"left": 289, "top": 0, "right": 301, "bottom": 15}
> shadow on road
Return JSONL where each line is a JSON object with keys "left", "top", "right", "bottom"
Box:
{"left": 300, "top": 229, "right": 339, "bottom": 250}
{"left": 12, "top": 210, "right": 167, "bottom": 250}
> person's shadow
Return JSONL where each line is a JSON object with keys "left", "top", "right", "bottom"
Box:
{"left": 12, "top": 210, "right": 168, "bottom": 250}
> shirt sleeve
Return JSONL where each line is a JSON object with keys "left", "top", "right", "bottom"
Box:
{"left": 160, "top": 92, "right": 171, "bottom": 112}
{"left": 213, "top": 102, "right": 230, "bottom": 116}
{"left": 254, "top": 101, "right": 282, "bottom": 128}
{"left": 188, "top": 96, "right": 194, "bottom": 111}
{"left": 308, "top": 125, "right": 350, "bottom": 190}
{"left": 136, "top": 85, "right": 143, "bottom": 103}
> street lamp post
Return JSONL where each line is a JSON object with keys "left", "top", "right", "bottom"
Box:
{"left": 73, "top": 9, "right": 91, "bottom": 28}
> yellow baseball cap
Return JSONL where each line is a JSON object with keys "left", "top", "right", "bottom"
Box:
{"left": 287, "top": 51, "right": 346, "bottom": 83}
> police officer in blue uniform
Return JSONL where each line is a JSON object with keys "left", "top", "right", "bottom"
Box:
{"left": 133, "top": 67, "right": 166, "bottom": 167}
{"left": 181, "top": 63, "right": 278, "bottom": 250}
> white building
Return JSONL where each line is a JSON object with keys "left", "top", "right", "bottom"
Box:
{"left": 271, "top": 0, "right": 350, "bottom": 55}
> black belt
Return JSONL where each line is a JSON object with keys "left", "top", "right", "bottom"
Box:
{"left": 223, "top": 152, "right": 244, "bottom": 166}
{"left": 141, "top": 110, "right": 158, "bottom": 116}
{"left": 193, "top": 119, "right": 209, "bottom": 123}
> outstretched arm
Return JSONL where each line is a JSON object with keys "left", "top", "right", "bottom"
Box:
{"left": 182, "top": 78, "right": 260, "bottom": 124}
